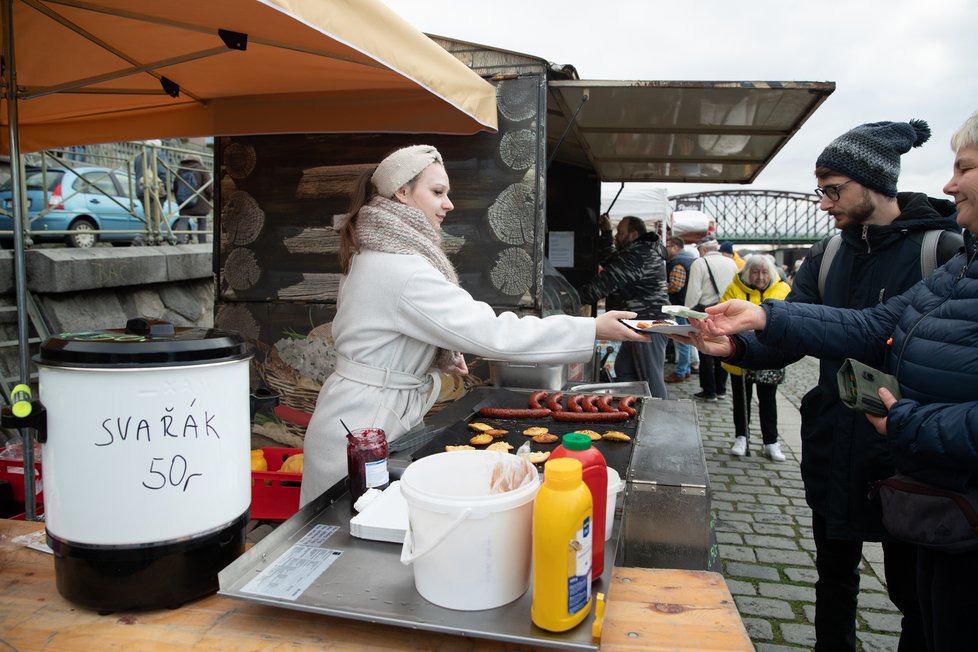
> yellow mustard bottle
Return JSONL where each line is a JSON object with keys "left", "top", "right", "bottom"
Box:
{"left": 531, "top": 457, "right": 593, "bottom": 632}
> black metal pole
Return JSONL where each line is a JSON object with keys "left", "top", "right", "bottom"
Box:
{"left": 605, "top": 182, "right": 625, "bottom": 215}
{"left": 3, "top": 0, "right": 39, "bottom": 520}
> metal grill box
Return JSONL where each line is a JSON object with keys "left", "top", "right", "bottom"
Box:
{"left": 486, "top": 360, "right": 567, "bottom": 390}
{"left": 618, "top": 399, "right": 715, "bottom": 571}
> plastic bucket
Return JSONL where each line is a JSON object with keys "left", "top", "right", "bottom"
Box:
{"left": 606, "top": 466, "right": 624, "bottom": 541}
{"left": 399, "top": 451, "right": 540, "bottom": 611}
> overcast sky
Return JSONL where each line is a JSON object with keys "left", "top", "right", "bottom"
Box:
{"left": 383, "top": 0, "right": 976, "bottom": 204}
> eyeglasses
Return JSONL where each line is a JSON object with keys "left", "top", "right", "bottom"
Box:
{"left": 814, "top": 179, "right": 855, "bottom": 201}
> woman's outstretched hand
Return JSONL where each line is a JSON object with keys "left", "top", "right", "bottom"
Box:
{"left": 694, "top": 300, "right": 768, "bottom": 337}
{"left": 596, "top": 311, "right": 651, "bottom": 342}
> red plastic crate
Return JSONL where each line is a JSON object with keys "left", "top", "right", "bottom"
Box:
{"left": 251, "top": 447, "right": 302, "bottom": 521}
{"left": 0, "top": 451, "right": 43, "bottom": 505}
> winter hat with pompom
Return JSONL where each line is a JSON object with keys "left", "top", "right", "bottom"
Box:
{"left": 816, "top": 119, "right": 931, "bottom": 197}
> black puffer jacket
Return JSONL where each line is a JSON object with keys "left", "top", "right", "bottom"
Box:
{"left": 759, "top": 229, "right": 978, "bottom": 491}
{"left": 578, "top": 232, "right": 670, "bottom": 319}
{"left": 729, "top": 193, "right": 961, "bottom": 540}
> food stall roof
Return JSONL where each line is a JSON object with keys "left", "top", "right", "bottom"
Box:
{"left": 547, "top": 79, "right": 835, "bottom": 183}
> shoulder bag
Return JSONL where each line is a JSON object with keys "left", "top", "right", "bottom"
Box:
{"left": 874, "top": 474, "right": 978, "bottom": 554}
{"left": 691, "top": 258, "right": 721, "bottom": 312}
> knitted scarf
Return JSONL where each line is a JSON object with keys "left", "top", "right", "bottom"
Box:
{"left": 356, "top": 196, "right": 461, "bottom": 370}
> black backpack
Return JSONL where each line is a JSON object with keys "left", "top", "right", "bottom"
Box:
{"left": 814, "top": 229, "right": 963, "bottom": 298}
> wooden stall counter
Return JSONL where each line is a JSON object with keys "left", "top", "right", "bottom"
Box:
{"left": 0, "top": 520, "right": 752, "bottom": 651}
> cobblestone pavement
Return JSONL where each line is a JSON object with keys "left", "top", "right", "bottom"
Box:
{"left": 665, "top": 356, "right": 902, "bottom": 652}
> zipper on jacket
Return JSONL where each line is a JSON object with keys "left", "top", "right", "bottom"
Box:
{"left": 894, "top": 249, "right": 977, "bottom": 375}
{"left": 862, "top": 225, "right": 871, "bottom": 253}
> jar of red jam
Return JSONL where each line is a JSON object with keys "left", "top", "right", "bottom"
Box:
{"left": 346, "top": 428, "right": 389, "bottom": 504}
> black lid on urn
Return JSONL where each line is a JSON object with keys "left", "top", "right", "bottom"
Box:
{"left": 37, "top": 318, "right": 252, "bottom": 368}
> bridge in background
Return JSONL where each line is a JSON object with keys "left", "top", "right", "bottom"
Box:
{"left": 671, "top": 190, "right": 832, "bottom": 245}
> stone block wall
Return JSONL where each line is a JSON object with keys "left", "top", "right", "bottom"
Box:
{"left": 0, "top": 246, "right": 215, "bottom": 444}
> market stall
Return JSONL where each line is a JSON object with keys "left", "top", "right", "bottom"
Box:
{"left": 203, "top": 37, "right": 834, "bottom": 642}
{"left": 0, "top": 22, "right": 836, "bottom": 649}
{"left": 0, "top": 378, "right": 740, "bottom": 648}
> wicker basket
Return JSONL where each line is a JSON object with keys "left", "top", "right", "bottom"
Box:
{"left": 253, "top": 340, "right": 322, "bottom": 415}
{"left": 263, "top": 368, "right": 320, "bottom": 414}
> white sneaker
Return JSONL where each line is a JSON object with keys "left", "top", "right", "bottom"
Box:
{"left": 730, "top": 436, "right": 748, "bottom": 457}
{"left": 763, "top": 442, "right": 786, "bottom": 462}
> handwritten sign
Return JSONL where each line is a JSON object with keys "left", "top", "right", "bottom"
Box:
{"left": 38, "top": 361, "right": 251, "bottom": 545}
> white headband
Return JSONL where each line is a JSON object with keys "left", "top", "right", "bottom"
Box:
{"left": 371, "top": 145, "right": 443, "bottom": 198}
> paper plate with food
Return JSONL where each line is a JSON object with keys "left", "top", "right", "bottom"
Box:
{"left": 618, "top": 318, "right": 697, "bottom": 336}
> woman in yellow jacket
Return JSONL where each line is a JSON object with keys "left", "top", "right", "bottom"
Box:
{"left": 719, "top": 254, "right": 791, "bottom": 461}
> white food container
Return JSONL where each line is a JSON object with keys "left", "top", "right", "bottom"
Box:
{"left": 35, "top": 318, "right": 252, "bottom": 611}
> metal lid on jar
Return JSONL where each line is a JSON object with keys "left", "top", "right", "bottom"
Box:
{"left": 36, "top": 318, "right": 252, "bottom": 368}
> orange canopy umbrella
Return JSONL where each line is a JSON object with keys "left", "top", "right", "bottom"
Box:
{"left": 1, "top": 0, "right": 497, "bottom": 154}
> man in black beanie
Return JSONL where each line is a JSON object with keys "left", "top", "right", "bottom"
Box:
{"left": 687, "top": 119, "right": 963, "bottom": 651}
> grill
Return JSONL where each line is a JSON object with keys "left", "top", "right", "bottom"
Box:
{"left": 410, "top": 395, "right": 641, "bottom": 477}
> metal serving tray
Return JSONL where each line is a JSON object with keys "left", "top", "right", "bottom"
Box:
{"left": 221, "top": 388, "right": 712, "bottom": 646}
{"left": 219, "top": 484, "right": 619, "bottom": 650}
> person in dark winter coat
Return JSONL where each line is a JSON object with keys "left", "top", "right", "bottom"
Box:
{"left": 578, "top": 214, "right": 670, "bottom": 398}
{"left": 173, "top": 156, "right": 213, "bottom": 244}
{"left": 676, "top": 118, "right": 963, "bottom": 652}
{"left": 702, "top": 232, "right": 978, "bottom": 651}
{"left": 664, "top": 235, "right": 697, "bottom": 382}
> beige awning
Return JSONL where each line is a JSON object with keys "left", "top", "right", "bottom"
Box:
{"left": 1, "top": 0, "right": 498, "bottom": 154}
{"left": 547, "top": 80, "right": 834, "bottom": 183}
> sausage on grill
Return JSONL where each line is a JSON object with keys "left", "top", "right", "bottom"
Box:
{"left": 552, "top": 410, "right": 630, "bottom": 423}
{"left": 527, "top": 391, "right": 549, "bottom": 409}
{"left": 478, "top": 407, "right": 553, "bottom": 419}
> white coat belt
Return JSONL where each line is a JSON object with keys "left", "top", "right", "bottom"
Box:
{"left": 334, "top": 355, "right": 432, "bottom": 391}
{"left": 334, "top": 355, "right": 442, "bottom": 420}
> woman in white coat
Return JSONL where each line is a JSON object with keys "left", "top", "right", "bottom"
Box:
{"left": 300, "top": 145, "right": 649, "bottom": 505}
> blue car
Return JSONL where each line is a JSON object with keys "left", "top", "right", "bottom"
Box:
{"left": 0, "top": 165, "right": 189, "bottom": 248}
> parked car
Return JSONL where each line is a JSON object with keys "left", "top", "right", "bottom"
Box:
{"left": 0, "top": 165, "right": 190, "bottom": 248}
